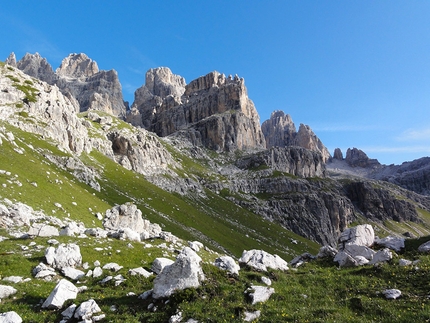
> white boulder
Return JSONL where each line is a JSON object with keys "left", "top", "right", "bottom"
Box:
{"left": 129, "top": 267, "right": 153, "bottom": 278}
{"left": 0, "top": 285, "right": 17, "bottom": 299}
{"left": 382, "top": 288, "right": 401, "bottom": 299}
{"left": 42, "top": 279, "right": 78, "bottom": 309}
{"left": 62, "top": 267, "right": 85, "bottom": 281}
{"left": 152, "top": 247, "right": 205, "bottom": 299}
{"left": 239, "top": 249, "right": 289, "bottom": 272}
{"left": 339, "top": 224, "right": 374, "bottom": 249}
{"left": 214, "top": 256, "right": 240, "bottom": 275}
{"left": 45, "top": 243, "right": 82, "bottom": 270}
{"left": 0, "top": 311, "right": 22, "bottom": 323}
{"left": 247, "top": 285, "right": 275, "bottom": 305}
{"left": 74, "top": 299, "right": 102, "bottom": 320}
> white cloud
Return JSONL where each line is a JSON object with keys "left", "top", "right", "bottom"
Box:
{"left": 360, "top": 145, "right": 430, "bottom": 154}
{"left": 396, "top": 127, "right": 430, "bottom": 142}
{"left": 312, "top": 124, "right": 380, "bottom": 132}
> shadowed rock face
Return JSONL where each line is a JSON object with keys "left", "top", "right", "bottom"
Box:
{"left": 8, "top": 52, "right": 127, "bottom": 119}
{"left": 128, "top": 68, "right": 265, "bottom": 152}
{"left": 262, "top": 110, "right": 331, "bottom": 162}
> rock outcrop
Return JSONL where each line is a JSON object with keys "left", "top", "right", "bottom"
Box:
{"left": 345, "top": 148, "right": 381, "bottom": 169}
{"left": 262, "top": 110, "right": 330, "bottom": 162}
{"left": 128, "top": 68, "right": 265, "bottom": 152}
{"left": 236, "top": 146, "right": 326, "bottom": 178}
{"left": 7, "top": 52, "right": 127, "bottom": 119}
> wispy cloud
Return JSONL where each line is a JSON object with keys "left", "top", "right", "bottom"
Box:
{"left": 396, "top": 128, "right": 430, "bottom": 142}
{"left": 312, "top": 124, "right": 380, "bottom": 132}
{"left": 359, "top": 145, "right": 430, "bottom": 154}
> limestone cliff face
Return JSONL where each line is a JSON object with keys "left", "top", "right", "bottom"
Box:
{"left": 128, "top": 69, "right": 265, "bottom": 152}
{"left": 236, "top": 147, "right": 326, "bottom": 178}
{"left": 8, "top": 52, "right": 127, "bottom": 119}
{"left": 262, "top": 110, "right": 330, "bottom": 162}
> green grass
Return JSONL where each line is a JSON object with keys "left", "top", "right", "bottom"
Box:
{"left": 1, "top": 229, "right": 430, "bottom": 322}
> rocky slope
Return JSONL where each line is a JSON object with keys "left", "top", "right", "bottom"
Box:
{"left": 328, "top": 148, "right": 430, "bottom": 196}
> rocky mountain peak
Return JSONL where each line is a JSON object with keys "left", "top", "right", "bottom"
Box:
{"left": 5, "top": 52, "right": 17, "bottom": 66}
{"left": 12, "top": 52, "right": 57, "bottom": 85}
{"left": 145, "top": 67, "right": 186, "bottom": 98}
{"left": 128, "top": 69, "right": 265, "bottom": 152}
{"left": 345, "top": 148, "right": 381, "bottom": 168}
{"left": 56, "top": 53, "right": 99, "bottom": 79}
{"left": 262, "top": 111, "right": 330, "bottom": 162}
{"left": 8, "top": 52, "right": 127, "bottom": 119}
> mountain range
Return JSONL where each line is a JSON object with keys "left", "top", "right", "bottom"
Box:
{"left": 2, "top": 51, "right": 430, "bottom": 250}
{"left": 1, "top": 52, "right": 430, "bottom": 322}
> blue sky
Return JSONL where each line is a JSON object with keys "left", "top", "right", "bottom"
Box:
{"left": 1, "top": 1, "right": 429, "bottom": 165}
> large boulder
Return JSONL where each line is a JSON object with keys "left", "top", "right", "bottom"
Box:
{"left": 239, "top": 249, "right": 289, "bottom": 272}
{"left": 152, "top": 247, "right": 205, "bottom": 299}
{"left": 42, "top": 279, "right": 78, "bottom": 309}
{"left": 45, "top": 243, "right": 82, "bottom": 270}
{"left": 338, "top": 224, "right": 375, "bottom": 250}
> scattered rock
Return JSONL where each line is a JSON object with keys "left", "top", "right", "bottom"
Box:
{"left": 33, "top": 262, "right": 56, "bottom": 280}
{"left": 169, "top": 311, "right": 183, "bottom": 323}
{"left": 129, "top": 267, "right": 153, "bottom": 278}
{"left": 317, "top": 245, "right": 338, "bottom": 258}
{"left": 62, "top": 267, "right": 85, "bottom": 281}
{"left": 290, "top": 252, "right": 315, "bottom": 268}
{"left": 382, "top": 289, "right": 401, "bottom": 300}
{"left": 369, "top": 248, "right": 392, "bottom": 265}
{"left": 0, "top": 311, "right": 22, "bottom": 323}
{"left": 399, "top": 259, "right": 412, "bottom": 266}
{"left": 247, "top": 285, "right": 275, "bottom": 305}
{"left": 418, "top": 240, "right": 430, "bottom": 253}
{"left": 214, "top": 256, "right": 240, "bottom": 275}
{"left": 239, "top": 249, "right": 289, "bottom": 272}
{"left": 74, "top": 299, "right": 102, "bottom": 320}
{"left": 2, "top": 276, "right": 24, "bottom": 284}
{"left": 28, "top": 223, "right": 59, "bottom": 237}
{"left": 152, "top": 247, "right": 205, "bottom": 299}
{"left": 243, "top": 310, "right": 261, "bottom": 322}
{"left": 102, "top": 263, "right": 123, "bottom": 272}
{"left": 0, "top": 285, "right": 17, "bottom": 299}
{"left": 261, "top": 276, "right": 272, "bottom": 286}
{"left": 42, "top": 279, "right": 78, "bottom": 309}
{"left": 45, "top": 243, "right": 82, "bottom": 270}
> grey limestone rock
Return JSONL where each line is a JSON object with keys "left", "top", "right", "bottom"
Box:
{"left": 239, "top": 249, "right": 289, "bottom": 272}
{"left": 247, "top": 285, "right": 275, "bottom": 305}
{"left": 214, "top": 256, "right": 240, "bottom": 275}
{"left": 0, "top": 311, "right": 22, "bottom": 323}
{"left": 74, "top": 299, "right": 102, "bottom": 320}
{"left": 42, "top": 279, "right": 78, "bottom": 309}
{"left": 152, "top": 247, "right": 205, "bottom": 299}
{"left": 0, "top": 285, "right": 17, "bottom": 299}
{"left": 45, "top": 243, "right": 82, "bottom": 270}
{"left": 382, "top": 289, "right": 401, "bottom": 299}
{"left": 151, "top": 258, "right": 175, "bottom": 275}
